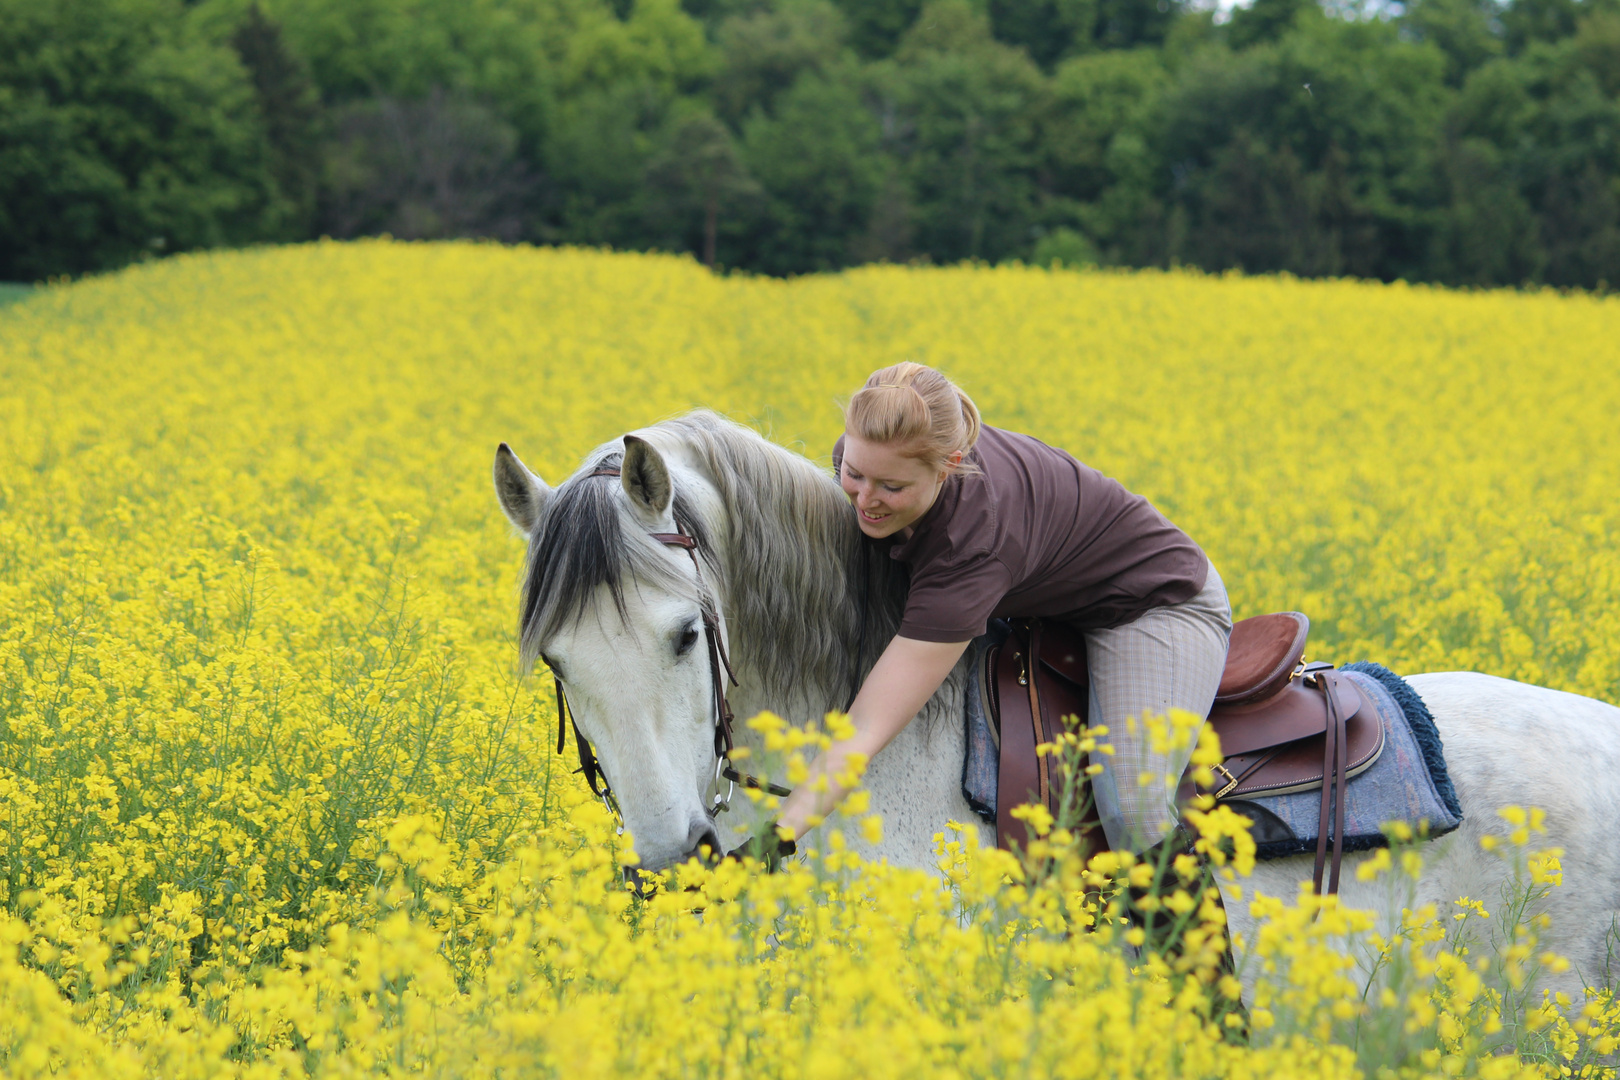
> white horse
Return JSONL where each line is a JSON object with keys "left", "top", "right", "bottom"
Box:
{"left": 493, "top": 410, "right": 1620, "bottom": 1001}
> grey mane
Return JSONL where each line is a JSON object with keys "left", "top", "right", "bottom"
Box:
{"left": 516, "top": 411, "right": 907, "bottom": 708}
{"left": 517, "top": 450, "right": 712, "bottom": 668}
{"left": 652, "top": 411, "right": 908, "bottom": 703}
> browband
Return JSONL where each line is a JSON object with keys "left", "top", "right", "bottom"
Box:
{"left": 586, "top": 466, "right": 697, "bottom": 551}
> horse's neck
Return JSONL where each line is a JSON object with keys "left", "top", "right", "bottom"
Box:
{"left": 673, "top": 439, "right": 901, "bottom": 712}
{"left": 663, "top": 421, "right": 986, "bottom": 866}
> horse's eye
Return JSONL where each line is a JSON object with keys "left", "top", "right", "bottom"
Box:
{"left": 676, "top": 625, "right": 700, "bottom": 657}
{"left": 540, "top": 653, "right": 562, "bottom": 677}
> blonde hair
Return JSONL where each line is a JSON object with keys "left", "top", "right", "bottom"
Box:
{"left": 844, "top": 362, "right": 982, "bottom": 474}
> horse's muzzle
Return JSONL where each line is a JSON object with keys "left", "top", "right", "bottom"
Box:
{"left": 622, "top": 816, "right": 723, "bottom": 898}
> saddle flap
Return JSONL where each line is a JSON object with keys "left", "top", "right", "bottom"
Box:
{"left": 1214, "top": 682, "right": 1385, "bottom": 799}
{"left": 989, "top": 620, "right": 1101, "bottom": 858}
{"left": 1217, "top": 611, "right": 1309, "bottom": 705}
{"left": 1206, "top": 675, "right": 1361, "bottom": 757}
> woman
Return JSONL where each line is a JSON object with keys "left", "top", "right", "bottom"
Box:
{"left": 773, "top": 361, "right": 1232, "bottom": 857}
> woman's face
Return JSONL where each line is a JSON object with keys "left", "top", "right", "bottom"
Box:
{"left": 839, "top": 433, "right": 950, "bottom": 539}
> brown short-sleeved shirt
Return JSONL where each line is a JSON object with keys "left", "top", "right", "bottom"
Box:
{"left": 833, "top": 426, "right": 1208, "bottom": 642}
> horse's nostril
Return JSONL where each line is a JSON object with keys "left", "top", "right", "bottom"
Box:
{"left": 686, "top": 818, "right": 722, "bottom": 864}
{"left": 623, "top": 864, "right": 655, "bottom": 899}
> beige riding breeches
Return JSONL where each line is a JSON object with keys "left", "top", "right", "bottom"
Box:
{"left": 1084, "top": 562, "right": 1233, "bottom": 853}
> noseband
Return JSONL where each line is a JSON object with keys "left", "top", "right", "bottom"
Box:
{"left": 552, "top": 466, "right": 791, "bottom": 827}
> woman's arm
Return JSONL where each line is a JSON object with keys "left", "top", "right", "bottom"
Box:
{"left": 775, "top": 634, "right": 971, "bottom": 839}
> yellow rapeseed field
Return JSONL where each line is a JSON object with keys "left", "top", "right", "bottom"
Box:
{"left": 2, "top": 240, "right": 1619, "bottom": 1078}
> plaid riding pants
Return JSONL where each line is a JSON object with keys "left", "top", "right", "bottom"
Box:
{"left": 1085, "top": 563, "right": 1232, "bottom": 853}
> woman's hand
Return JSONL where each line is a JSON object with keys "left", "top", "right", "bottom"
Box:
{"left": 776, "top": 635, "right": 970, "bottom": 839}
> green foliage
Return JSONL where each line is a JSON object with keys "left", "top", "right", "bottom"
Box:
{"left": 989, "top": 0, "right": 1099, "bottom": 68}
{"left": 712, "top": 0, "right": 850, "bottom": 121}
{"left": 1156, "top": 17, "right": 1449, "bottom": 278}
{"left": 1449, "top": 16, "right": 1620, "bottom": 285}
{"left": 644, "top": 110, "right": 761, "bottom": 264}
{"left": 877, "top": 1, "right": 1050, "bottom": 262}
{"left": 0, "top": 0, "right": 279, "bottom": 280}
{"left": 2, "top": 0, "right": 1617, "bottom": 287}
{"left": 1402, "top": 0, "right": 1505, "bottom": 85}
{"left": 737, "top": 68, "right": 889, "bottom": 272}
{"left": 830, "top": 0, "right": 928, "bottom": 58}
{"left": 232, "top": 4, "right": 322, "bottom": 237}
{"left": 322, "top": 90, "right": 531, "bottom": 240}
{"left": 1032, "top": 224, "right": 1101, "bottom": 264}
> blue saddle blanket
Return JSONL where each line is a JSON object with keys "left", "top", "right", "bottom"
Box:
{"left": 961, "top": 653, "right": 1464, "bottom": 858}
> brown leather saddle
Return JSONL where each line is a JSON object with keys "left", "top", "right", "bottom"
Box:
{"left": 982, "top": 611, "right": 1382, "bottom": 895}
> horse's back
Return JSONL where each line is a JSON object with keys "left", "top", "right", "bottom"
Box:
{"left": 1397, "top": 672, "right": 1620, "bottom": 991}
{"left": 1234, "top": 671, "right": 1620, "bottom": 1002}
{"left": 1407, "top": 671, "right": 1620, "bottom": 827}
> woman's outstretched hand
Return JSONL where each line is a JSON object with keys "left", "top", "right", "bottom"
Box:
{"left": 774, "top": 634, "right": 971, "bottom": 842}
{"left": 725, "top": 828, "right": 797, "bottom": 872}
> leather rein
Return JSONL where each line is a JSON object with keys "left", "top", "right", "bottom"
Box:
{"left": 552, "top": 466, "right": 790, "bottom": 824}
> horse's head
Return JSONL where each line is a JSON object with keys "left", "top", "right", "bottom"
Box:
{"left": 494, "top": 435, "right": 727, "bottom": 872}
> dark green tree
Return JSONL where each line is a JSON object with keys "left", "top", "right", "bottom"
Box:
{"left": 735, "top": 67, "right": 889, "bottom": 272}
{"left": 1446, "top": 13, "right": 1620, "bottom": 285}
{"left": 712, "top": 0, "right": 850, "bottom": 121}
{"left": 988, "top": 0, "right": 1098, "bottom": 67}
{"left": 232, "top": 4, "right": 323, "bottom": 236}
{"left": 1501, "top": 0, "right": 1585, "bottom": 49}
{"left": 1093, "top": 0, "right": 1181, "bottom": 48}
{"left": 539, "top": 80, "right": 675, "bottom": 247}
{"left": 874, "top": 0, "right": 1048, "bottom": 261}
{"left": 1400, "top": 0, "right": 1505, "bottom": 85}
{"left": 829, "top": 0, "right": 927, "bottom": 56}
{"left": 644, "top": 112, "right": 762, "bottom": 265}
{"left": 1038, "top": 48, "right": 1168, "bottom": 263}
{"left": 1226, "top": 0, "right": 1320, "bottom": 49}
{"left": 0, "top": 0, "right": 277, "bottom": 280}
{"left": 1045, "top": 48, "right": 1166, "bottom": 203}
{"left": 1147, "top": 16, "right": 1447, "bottom": 278}
{"left": 321, "top": 89, "right": 532, "bottom": 240}
{"left": 1422, "top": 135, "right": 1542, "bottom": 285}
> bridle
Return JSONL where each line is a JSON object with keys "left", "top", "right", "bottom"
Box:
{"left": 551, "top": 466, "right": 791, "bottom": 826}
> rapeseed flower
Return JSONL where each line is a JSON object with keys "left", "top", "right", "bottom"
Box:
{"left": 1, "top": 241, "right": 1617, "bottom": 1076}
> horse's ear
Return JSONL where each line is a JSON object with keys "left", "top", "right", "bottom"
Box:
{"left": 621, "top": 434, "right": 672, "bottom": 523}
{"left": 493, "top": 443, "right": 552, "bottom": 535}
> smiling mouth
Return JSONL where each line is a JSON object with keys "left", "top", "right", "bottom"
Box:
{"left": 859, "top": 508, "right": 889, "bottom": 524}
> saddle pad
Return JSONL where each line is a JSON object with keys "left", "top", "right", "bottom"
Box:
{"left": 961, "top": 622, "right": 1009, "bottom": 823}
{"left": 1227, "top": 669, "right": 1463, "bottom": 861}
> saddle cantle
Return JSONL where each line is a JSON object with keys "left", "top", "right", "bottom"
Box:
{"left": 983, "top": 610, "right": 1383, "bottom": 895}
{"left": 1216, "top": 611, "right": 1309, "bottom": 705}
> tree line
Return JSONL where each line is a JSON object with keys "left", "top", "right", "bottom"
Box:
{"left": 2, "top": 0, "right": 1617, "bottom": 288}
